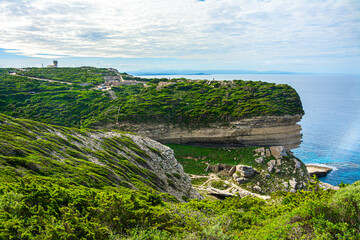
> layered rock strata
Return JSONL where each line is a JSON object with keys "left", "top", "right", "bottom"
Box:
{"left": 118, "top": 115, "right": 303, "bottom": 150}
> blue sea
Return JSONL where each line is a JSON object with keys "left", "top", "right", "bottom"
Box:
{"left": 136, "top": 74, "right": 360, "bottom": 186}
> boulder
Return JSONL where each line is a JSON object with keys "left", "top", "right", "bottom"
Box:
{"left": 255, "top": 157, "right": 264, "bottom": 164}
{"left": 233, "top": 173, "right": 239, "bottom": 180}
{"left": 207, "top": 187, "right": 234, "bottom": 199}
{"left": 236, "top": 177, "right": 249, "bottom": 184}
{"left": 267, "top": 161, "right": 275, "bottom": 173}
{"left": 268, "top": 160, "right": 276, "bottom": 167}
{"left": 228, "top": 166, "right": 236, "bottom": 176}
{"left": 254, "top": 147, "right": 265, "bottom": 153}
{"left": 294, "top": 160, "right": 302, "bottom": 169}
{"left": 266, "top": 149, "right": 271, "bottom": 157}
{"left": 236, "top": 165, "right": 258, "bottom": 178}
{"left": 270, "top": 146, "right": 287, "bottom": 159}
{"left": 253, "top": 186, "right": 262, "bottom": 192}
{"left": 289, "top": 178, "right": 297, "bottom": 189}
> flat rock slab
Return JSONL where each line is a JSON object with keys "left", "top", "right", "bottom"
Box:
{"left": 306, "top": 165, "right": 332, "bottom": 177}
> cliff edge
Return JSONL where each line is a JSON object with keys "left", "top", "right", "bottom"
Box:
{"left": 117, "top": 114, "right": 302, "bottom": 149}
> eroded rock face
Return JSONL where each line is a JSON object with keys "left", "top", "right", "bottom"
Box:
{"left": 116, "top": 115, "right": 303, "bottom": 150}
{"left": 126, "top": 134, "right": 202, "bottom": 201}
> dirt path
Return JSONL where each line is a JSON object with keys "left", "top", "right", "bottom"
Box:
{"left": 190, "top": 174, "right": 270, "bottom": 200}
{"left": 12, "top": 73, "right": 73, "bottom": 85}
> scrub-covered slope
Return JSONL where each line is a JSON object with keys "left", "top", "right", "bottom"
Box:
{"left": 0, "top": 114, "right": 199, "bottom": 201}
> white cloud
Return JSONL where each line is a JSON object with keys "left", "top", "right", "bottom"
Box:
{"left": 0, "top": 0, "right": 359, "bottom": 72}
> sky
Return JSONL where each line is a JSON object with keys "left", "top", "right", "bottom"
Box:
{"left": 0, "top": 0, "right": 359, "bottom": 74}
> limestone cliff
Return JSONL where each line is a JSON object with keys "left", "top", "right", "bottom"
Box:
{"left": 117, "top": 114, "right": 303, "bottom": 150}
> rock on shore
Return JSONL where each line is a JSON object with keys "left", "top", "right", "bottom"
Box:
{"left": 306, "top": 165, "right": 333, "bottom": 178}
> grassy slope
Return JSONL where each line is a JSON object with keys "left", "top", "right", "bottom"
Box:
{"left": 167, "top": 144, "right": 258, "bottom": 175}
{"left": 17, "top": 67, "right": 116, "bottom": 84}
{"left": 0, "top": 113, "right": 174, "bottom": 193}
{"left": 1, "top": 117, "right": 358, "bottom": 240}
{"left": 0, "top": 74, "right": 113, "bottom": 127}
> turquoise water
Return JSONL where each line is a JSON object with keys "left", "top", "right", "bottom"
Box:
{"left": 136, "top": 74, "right": 360, "bottom": 185}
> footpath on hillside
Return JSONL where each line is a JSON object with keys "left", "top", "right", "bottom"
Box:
{"left": 11, "top": 72, "right": 73, "bottom": 85}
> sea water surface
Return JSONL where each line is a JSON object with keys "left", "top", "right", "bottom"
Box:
{"left": 136, "top": 74, "right": 360, "bottom": 185}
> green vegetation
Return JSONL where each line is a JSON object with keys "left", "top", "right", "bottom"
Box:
{"left": 167, "top": 144, "right": 260, "bottom": 175}
{"left": 0, "top": 74, "right": 113, "bottom": 127}
{"left": 112, "top": 79, "right": 304, "bottom": 126}
{"left": 0, "top": 113, "right": 171, "bottom": 193}
{"left": 211, "top": 180, "right": 230, "bottom": 190}
{"left": 1, "top": 173, "right": 359, "bottom": 239}
{"left": 0, "top": 67, "right": 304, "bottom": 129}
{"left": 191, "top": 177, "right": 208, "bottom": 186}
{"left": 17, "top": 67, "right": 116, "bottom": 84}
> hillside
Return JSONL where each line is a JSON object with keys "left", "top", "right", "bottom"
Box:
{"left": 0, "top": 114, "right": 359, "bottom": 239}
{"left": 0, "top": 114, "right": 199, "bottom": 201}
{"left": 15, "top": 67, "right": 117, "bottom": 85}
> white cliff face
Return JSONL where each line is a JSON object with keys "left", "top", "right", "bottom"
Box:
{"left": 117, "top": 115, "right": 303, "bottom": 150}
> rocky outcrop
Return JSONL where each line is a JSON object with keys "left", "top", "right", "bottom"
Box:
{"left": 123, "top": 134, "right": 202, "bottom": 201}
{"left": 117, "top": 115, "right": 303, "bottom": 150}
{"left": 306, "top": 165, "right": 333, "bottom": 178}
{"left": 201, "top": 146, "right": 311, "bottom": 195}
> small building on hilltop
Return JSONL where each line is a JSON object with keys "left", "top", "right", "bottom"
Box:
{"left": 47, "top": 59, "right": 58, "bottom": 68}
{"left": 104, "top": 75, "right": 121, "bottom": 86}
